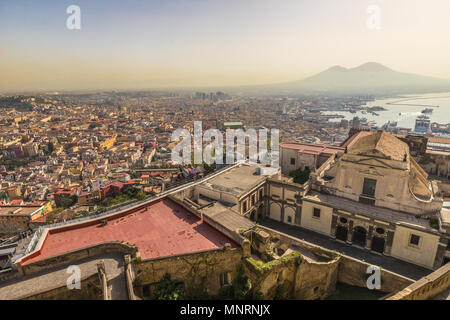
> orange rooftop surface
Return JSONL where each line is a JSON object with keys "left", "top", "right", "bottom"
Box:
{"left": 21, "top": 198, "right": 238, "bottom": 265}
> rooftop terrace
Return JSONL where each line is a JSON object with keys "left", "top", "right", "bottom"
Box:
{"left": 199, "top": 163, "right": 270, "bottom": 197}
{"left": 21, "top": 197, "right": 238, "bottom": 265}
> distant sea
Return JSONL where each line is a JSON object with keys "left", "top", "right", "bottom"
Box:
{"left": 322, "top": 92, "right": 450, "bottom": 129}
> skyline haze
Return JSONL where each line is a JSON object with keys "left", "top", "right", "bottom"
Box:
{"left": 1, "top": 0, "right": 450, "bottom": 92}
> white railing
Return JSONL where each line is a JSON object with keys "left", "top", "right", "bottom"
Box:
{"left": 24, "top": 227, "right": 43, "bottom": 255}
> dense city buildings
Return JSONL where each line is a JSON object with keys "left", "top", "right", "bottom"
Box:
{"left": 0, "top": 90, "right": 449, "bottom": 301}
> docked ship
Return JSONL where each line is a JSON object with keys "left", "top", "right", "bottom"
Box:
{"left": 421, "top": 108, "right": 433, "bottom": 114}
{"left": 414, "top": 115, "right": 431, "bottom": 133}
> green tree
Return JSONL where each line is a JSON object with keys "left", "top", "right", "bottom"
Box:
{"left": 59, "top": 195, "right": 77, "bottom": 209}
{"left": 218, "top": 264, "right": 252, "bottom": 300}
{"left": 136, "top": 191, "right": 146, "bottom": 201}
{"left": 153, "top": 274, "right": 185, "bottom": 300}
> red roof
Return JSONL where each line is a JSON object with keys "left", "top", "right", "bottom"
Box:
{"left": 21, "top": 198, "right": 237, "bottom": 265}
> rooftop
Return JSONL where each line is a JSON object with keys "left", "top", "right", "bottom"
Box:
{"left": 348, "top": 131, "right": 410, "bottom": 162}
{"left": 280, "top": 142, "right": 344, "bottom": 155}
{"left": 0, "top": 205, "right": 43, "bottom": 216}
{"left": 21, "top": 197, "right": 238, "bottom": 265}
{"left": 199, "top": 164, "right": 270, "bottom": 197}
{"left": 198, "top": 201, "right": 255, "bottom": 232}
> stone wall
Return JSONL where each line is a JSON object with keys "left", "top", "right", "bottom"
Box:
{"left": 124, "top": 255, "right": 138, "bottom": 300}
{"left": 338, "top": 255, "right": 413, "bottom": 293}
{"left": 133, "top": 246, "right": 243, "bottom": 299}
{"left": 244, "top": 252, "right": 340, "bottom": 300}
{"left": 21, "top": 273, "right": 103, "bottom": 300}
{"left": 255, "top": 225, "right": 340, "bottom": 261}
{"left": 294, "top": 258, "right": 339, "bottom": 299}
{"left": 18, "top": 241, "right": 137, "bottom": 275}
{"left": 244, "top": 252, "right": 302, "bottom": 299}
{"left": 246, "top": 227, "right": 341, "bottom": 299}
{"left": 255, "top": 225, "right": 413, "bottom": 296}
{"left": 387, "top": 262, "right": 450, "bottom": 300}
{"left": 96, "top": 260, "right": 109, "bottom": 300}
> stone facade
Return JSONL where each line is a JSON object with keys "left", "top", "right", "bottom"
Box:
{"left": 387, "top": 262, "right": 450, "bottom": 300}
{"left": 337, "top": 255, "right": 413, "bottom": 294}
{"left": 132, "top": 246, "right": 244, "bottom": 299}
{"left": 21, "top": 272, "right": 103, "bottom": 300}
{"left": 263, "top": 132, "right": 450, "bottom": 270}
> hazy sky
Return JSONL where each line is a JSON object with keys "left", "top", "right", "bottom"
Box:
{"left": 1, "top": 0, "right": 450, "bottom": 92}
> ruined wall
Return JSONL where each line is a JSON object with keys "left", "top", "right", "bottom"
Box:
{"left": 255, "top": 225, "right": 412, "bottom": 297}
{"left": 387, "top": 262, "right": 450, "bottom": 300}
{"left": 338, "top": 255, "right": 413, "bottom": 294}
{"left": 21, "top": 273, "right": 103, "bottom": 300}
{"left": 255, "top": 226, "right": 339, "bottom": 261}
{"left": 294, "top": 258, "right": 339, "bottom": 299}
{"left": 124, "top": 255, "right": 138, "bottom": 300}
{"left": 244, "top": 252, "right": 340, "bottom": 300}
{"left": 133, "top": 246, "right": 243, "bottom": 298}
{"left": 417, "top": 152, "right": 450, "bottom": 178}
{"left": 244, "top": 252, "right": 301, "bottom": 299}
{"left": 246, "top": 227, "right": 340, "bottom": 300}
{"left": 96, "top": 260, "right": 109, "bottom": 300}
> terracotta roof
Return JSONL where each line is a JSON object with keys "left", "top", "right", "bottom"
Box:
{"left": 348, "top": 131, "right": 409, "bottom": 161}
{"left": 341, "top": 131, "right": 372, "bottom": 149}
{"left": 21, "top": 198, "right": 238, "bottom": 265}
{"left": 280, "top": 143, "right": 344, "bottom": 155}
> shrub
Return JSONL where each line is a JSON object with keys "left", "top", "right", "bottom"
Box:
{"left": 288, "top": 168, "right": 311, "bottom": 184}
{"left": 153, "top": 274, "right": 185, "bottom": 300}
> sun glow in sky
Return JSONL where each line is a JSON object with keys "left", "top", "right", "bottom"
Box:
{"left": 1, "top": 0, "right": 450, "bottom": 92}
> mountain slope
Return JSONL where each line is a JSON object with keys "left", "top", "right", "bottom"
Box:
{"left": 275, "top": 62, "right": 450, "bottom": 94}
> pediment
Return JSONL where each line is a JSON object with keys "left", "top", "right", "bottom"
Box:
{"left": 357, "top": 166, "right": 385, "bottom": 176}
{"left": 345, "top": 157, "right": 394, "bottom": 169}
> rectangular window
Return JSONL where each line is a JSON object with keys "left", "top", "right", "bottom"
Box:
{"left": 251, "top": 194, "right": 256, "bottom": 205}
{"left": 362, "top": 178, "right": 377, "bottom": 198}
{"left": 259, "top": 189, "right": 263, "bottom": 199}
{"left": 290, "top": 158, "right": 295, "bottom": 165}
{"left": 313, "top": 208, "right": 321, "bottom": 219}
{"left": 409, "top": 234, "right": 421, "bottom": 246}
{"left": 242, "top": 201, "right": 247, "bottom": 213}
{"left": 220, "top": 272, "right": 231, "bottom": 287}
{"left": 287, "top": 216, "right": 292, "bottom": 223}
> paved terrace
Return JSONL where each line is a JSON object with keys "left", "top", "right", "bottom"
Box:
{"left": 199, "top": 164, "right": 268, "bottom": 197}
{"left": 259, "top": 219, "right": 431, "bottom": 280}
{"left": 22, "top": 198, "right": 238, "bottom": 265}
{"left": 198, "top": 201, "right": 256, "bottom": 232}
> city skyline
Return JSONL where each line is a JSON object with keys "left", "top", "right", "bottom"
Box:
{"left": 1, "top": 0, "right": 450, "bottom": 92}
